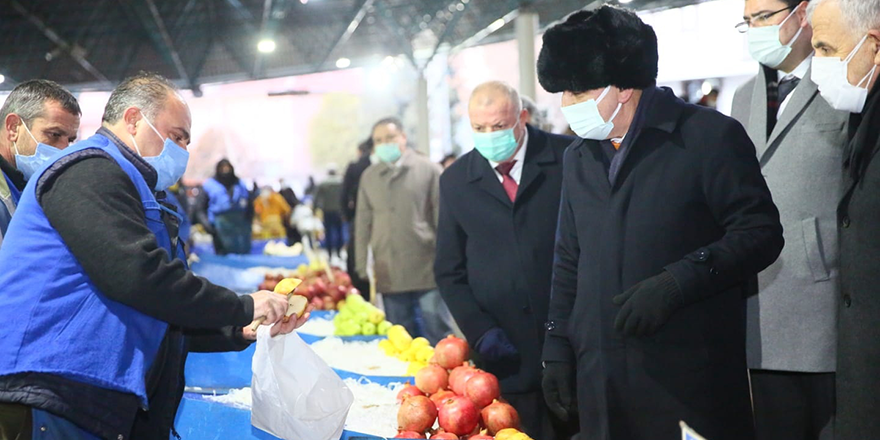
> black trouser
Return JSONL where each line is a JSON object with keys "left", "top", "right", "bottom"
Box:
{"left": 504, "top": 391, "right": 579, "bottom": 440}
{"left": 750, "top": 370, "right": 835, "bottom": 440}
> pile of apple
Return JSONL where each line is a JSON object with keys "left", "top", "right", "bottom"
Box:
{"left": 393, "top": 336, "right": 531, "bottom": 440}
{"left": 378, "top": 326, "right": 435, "bottom": 376}
{"left": 257, "top": 264, "right": 358, "bottom": 311}
{"left": 332, "top": 293, "right": 393, "bottom": 336}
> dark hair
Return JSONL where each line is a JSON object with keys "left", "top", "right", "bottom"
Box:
{"left": 440, "top": 154, "right": 457, "bottom": 165}
{"left": 538, "top": 5, "right": 658, "bottom": 93}
{"left": 781, "top": 0, "right": 807, "bottom": 8}
{"left": 371, "top": 117, "right": 404, "bottom": 135}
{"left": 102, "top": 71, "right": 179, "bottom": 124}
{"left": 358, "top": 138, "right": 374, "bottom": 154}
{"left": 0, "top": 79, "right": 81, "bottom": 128}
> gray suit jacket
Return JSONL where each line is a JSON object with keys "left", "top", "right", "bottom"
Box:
{"left": 732, "top": 67, "right": 849, "bottom": 372}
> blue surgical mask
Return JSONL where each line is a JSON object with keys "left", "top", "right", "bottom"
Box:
{"left": 561, "top": 86, "right": 622, "bottom": 140}
{"left": 375, "top": 143, "right": 402, "bottom": 163}
{"left": 14, "top": 121, "right": 62, "bottom": 181}
{"left": 131, "top": 115, "right": 190, "bottom": 191}
{"left": 472, "top": 122, "right": 520, "bottom": 162}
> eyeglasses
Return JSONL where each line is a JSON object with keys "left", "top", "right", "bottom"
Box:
{"left": 735, "top": 6, "right": 794, "bottom": 33}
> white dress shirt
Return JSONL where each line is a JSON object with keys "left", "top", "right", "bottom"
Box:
{"left": 777, "top": 55, "right": 812, "bottom": 117}
{"left": 488, "top": 129, "right": 529, "bottom": 185}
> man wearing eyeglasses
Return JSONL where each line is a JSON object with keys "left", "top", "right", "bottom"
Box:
{"left": 731, "top": 1, "right": 849, "bottom": 439}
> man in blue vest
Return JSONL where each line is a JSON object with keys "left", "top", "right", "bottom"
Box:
{"left": 0, "top": 73, "right": 302, "bottom": 440}
{"left": 0, "top": 79, "right": 81, "bottom": 248}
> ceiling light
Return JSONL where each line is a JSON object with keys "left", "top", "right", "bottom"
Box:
{"left": 257, "top": 39, "right": 276, "bottom": 53}
{"left": 0, "top": 74, "right": 5, "bottom": 85}
{"left": 488, "top": 18, "right": 506, "bottom": 32}
{"left": 619, "top": 0, "right": 633, "bottom": 3}
{"left": 300, "top": 0, "right": 308, "bottom": 3}
{"left": 336, "top": 58, "right": 351, "bottom": 68}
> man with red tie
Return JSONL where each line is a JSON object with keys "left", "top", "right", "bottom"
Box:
{"left": 435, "top": 81, "right": 577, "bottom": 440}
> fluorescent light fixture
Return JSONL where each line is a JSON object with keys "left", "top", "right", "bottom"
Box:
{"left": 257, "top": 39, "right": 276, "bottom": 53}
{"left": 488, "top": 18, "right": 506, "bottom": 32}
{"left": 619, "top": 0, "right": 633, "bottom": 3}
{"left": 336, "top": 58, "right": 351, "bottom": 68}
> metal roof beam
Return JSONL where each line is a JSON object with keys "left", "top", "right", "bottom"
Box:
{"left": 252, "top": 0, "right": 274, "bottom": 78}
{"left": 426, "top": 1, "right": 472, "bottom": 67}
{"left": 315, "top": 0, "right": 373, "bottom": 70}
{"left": 144, "top": 0, "right": 192, "bottom": 85}
{"left": 9, "top": 0, "right": 112, "bottom": 87}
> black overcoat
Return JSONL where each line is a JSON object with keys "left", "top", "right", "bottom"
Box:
{"left": 543, "top": 87, "right": 784, "bottom": 440}
{"left": 436, "top": 125, "right": 574, "bottom": 395}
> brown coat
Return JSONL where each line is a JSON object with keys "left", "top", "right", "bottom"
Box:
{"left": 355, "top": 149, "right": 441, "bottom": 294}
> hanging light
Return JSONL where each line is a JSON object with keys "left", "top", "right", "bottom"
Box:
{"left": 336, "top": 58, "right": 351, "bottom": 68}
{"left": 257, "top": 39, "right": 276, "bottom": 53}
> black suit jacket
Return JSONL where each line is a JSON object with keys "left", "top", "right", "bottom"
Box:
{"left": 435, "top": 125, "right": 575, "bottom": 393}
{"left": 341, "top": 155, "right": 371, "bottom": 221}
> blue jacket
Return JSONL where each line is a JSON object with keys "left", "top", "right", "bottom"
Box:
{"left": 0, "top": 134, "right": 180, "bottom": 406}
{"left": 202, "top": 176, "right": 249, "bottom": 223}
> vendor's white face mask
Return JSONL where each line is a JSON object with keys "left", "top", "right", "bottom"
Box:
{"left": 812, "top": 34, "right": 878, "bottom": 113}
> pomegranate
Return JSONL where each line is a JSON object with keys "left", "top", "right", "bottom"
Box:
{"left": 480, "top": 400, "right": 521, "bottom": 434}
{"left": 415, "top": 365, "right": 449, "bottom": 394}
{"left": 395, "top": 431, "right": 426, "bottom": 439}
{"left": 430, "top": 431, "right": 459, "bottom": 439}
{"left": 438, "top": 396, "right": 480, "bottom": 436}
{"left": 323, "top": 299, "right": 336, "bottom": 310}
{"left": 336, "top": 272, "right": 351, "bottom": 286}
{"left": 398, "top": 395, "right": 437, "bottom": 433}
{"left": 467, "top": 431, "right": 494, "bottom": 440}
{"left": 313, "top": 279, "right": 327, "bottom": 295}
{"left": 429, "top": 390, "right": 457, "bottom": 411}
{"left": 434, "top": 336, "right": 469, "bottom": 369}
{"left": 448, "top": 364, "right": 478, "bottom": 395}
{"left": 465, "top": 371, "right": 500, "bottom": 408}
{"left": 398, "top": 384, "right": 426, "bottom": 403}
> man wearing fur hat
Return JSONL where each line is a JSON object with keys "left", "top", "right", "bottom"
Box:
{"left": 538, "top": 5, "right": 784, "bottom": 440}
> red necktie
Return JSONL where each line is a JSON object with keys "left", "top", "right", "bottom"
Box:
{"left": 495, "top": 161, "right": 518, "bottom": 203}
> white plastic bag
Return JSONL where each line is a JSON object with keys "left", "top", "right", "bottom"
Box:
{"left": 251, "top": 327, "right": 354, "bottom": 440}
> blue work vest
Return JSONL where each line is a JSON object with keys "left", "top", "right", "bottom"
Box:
{"left": 202, "top": 177, "right": 249, "bottom": 223}
{"left": 0, "top": 133, "right": 185, "bottom": 407}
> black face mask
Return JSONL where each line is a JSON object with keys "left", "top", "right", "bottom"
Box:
{"left": 216, "top": 170, "right": 238, "bottom": 187}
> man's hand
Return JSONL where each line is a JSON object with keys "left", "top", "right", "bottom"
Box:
{"left": 612, "top": 271, "right": 683, "bottom": 337}
{"left": 270, "top": 305, "right": 314, "bottom": 337}
{"left": 475, "top": 327, "right": 519, "bottom": 363}
{"left": 542, "top": 362, "right": 577, "bottom": 422}
{"left": 249, "top": 290, "right": 289, "bottom": 326}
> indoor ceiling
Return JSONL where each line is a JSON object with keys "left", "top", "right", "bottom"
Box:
{"left": 0, "top": 0, "right": 708, "bottom": 93}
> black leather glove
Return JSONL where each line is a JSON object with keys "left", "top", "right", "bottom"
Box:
{"left": 612, "top": 271, "right": 683, "bottom": 337}
{"left": 542, "top": 362, "right": 577, "bottom": 422}
{"left": 475, "top": 327, "right": 519, "bottom": 363}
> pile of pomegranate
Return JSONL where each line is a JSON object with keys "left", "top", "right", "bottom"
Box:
{"left": 257, "top": 267, "right": 357, "bottom": 311}
{"left": 393, "top": 336, "right": 524, "bottom": 439}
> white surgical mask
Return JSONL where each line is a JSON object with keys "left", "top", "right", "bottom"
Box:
{"left": 561, "top": 86, "right": 622, "bottom": 140}
{"left": 747, "top": 4, "right": 804, "bottom": 68}
{"left": 812, "top": 34, "right": 878, "bottom": 113}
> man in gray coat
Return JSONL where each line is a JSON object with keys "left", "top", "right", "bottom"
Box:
{"left": 355, "top": 117, "right": 455, "bottom": 344}
{"left": 732, "top": 0, "right": 849, "bottom": 438}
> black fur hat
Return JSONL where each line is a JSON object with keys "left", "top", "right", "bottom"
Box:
{"left": 537, "top": 5, "right": 659, "bottom": 93}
